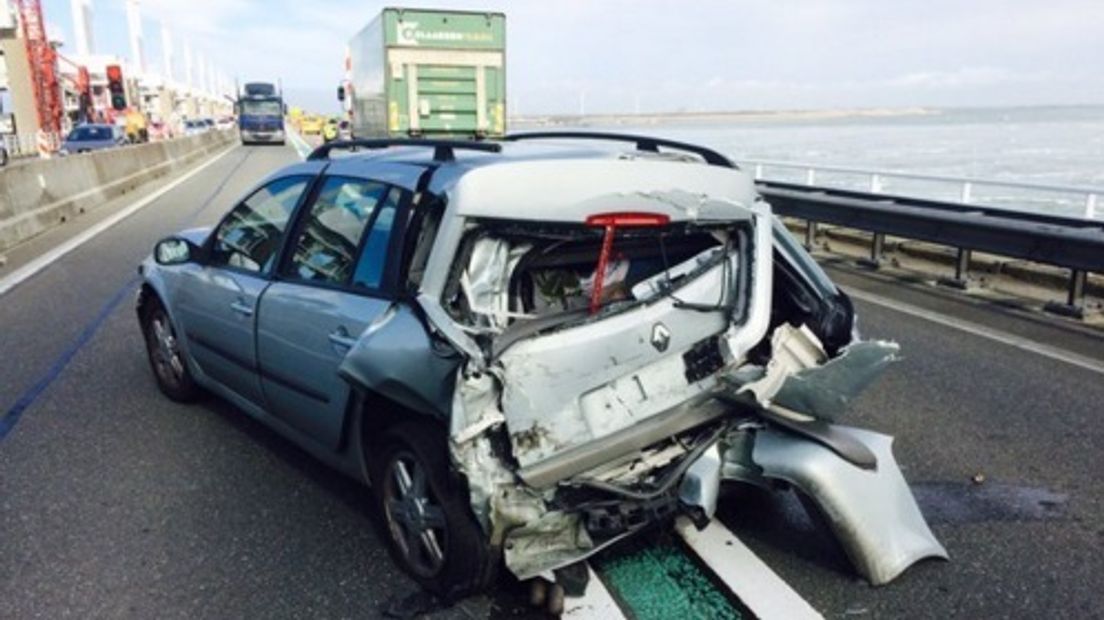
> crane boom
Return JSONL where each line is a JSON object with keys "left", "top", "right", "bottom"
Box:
{"left": 17, "top": 0, "right": 63, "bottom": 134}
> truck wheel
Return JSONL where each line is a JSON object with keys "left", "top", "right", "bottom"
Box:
{"left": 142, "top": 301, "right": 200, "bottom": 402}
{"left": 371, "top": 420, "right": 498, "bottom": 599}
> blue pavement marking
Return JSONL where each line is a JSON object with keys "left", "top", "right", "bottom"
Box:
{"left": 0, "top": 277, "right": 138, "bottom": 440}
{"left": 0, "top": 149, "right": 252, "bottom": 442}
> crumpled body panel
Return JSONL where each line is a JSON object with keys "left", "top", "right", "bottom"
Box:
{"left": 750, "top": 426, "right": 948, "bottom": 585}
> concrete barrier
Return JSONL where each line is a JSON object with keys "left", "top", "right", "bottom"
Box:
{"left": 0, "top": 130, "right": 236, "bottom": 252}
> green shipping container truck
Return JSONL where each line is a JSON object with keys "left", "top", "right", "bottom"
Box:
{"left": 342, "top": 8, "right": 506, "bottom": 138}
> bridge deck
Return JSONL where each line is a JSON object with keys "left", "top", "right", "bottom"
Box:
{"left": 1, "top": 144, "right": 1101, "bottom": 618}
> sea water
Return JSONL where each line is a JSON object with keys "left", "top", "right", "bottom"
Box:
{"left": 568, "top": 105, "right": 1104, "bottom": 217}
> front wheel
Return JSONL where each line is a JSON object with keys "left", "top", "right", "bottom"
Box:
{"left": 142, "top": 302, "right": 200, "bottom": 402}
{"left": 371, "top": 421, "right": 498, "bottom": 599}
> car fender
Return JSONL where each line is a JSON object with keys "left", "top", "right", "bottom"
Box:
{"left": 337, "top": 302, "right": 462, "bottom": 421}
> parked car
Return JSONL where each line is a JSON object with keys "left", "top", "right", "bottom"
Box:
{"left": 182, "top": 120, "right": 206, "bottom": 137}
{"left": 137, "top": 134, "right": 945, "bottom": 603}
{"left": 60, "top": 124, "right": 125, "bottom": 154}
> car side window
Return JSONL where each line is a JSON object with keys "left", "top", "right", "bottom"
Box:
{"left": 352, "top": 187, "right": 403, "bottom": 290}
{"left": 209, "top": 176, "right": 310, "bottom": 273}
{"left": 286, "top": 177, "right": 389, "bottom": 286}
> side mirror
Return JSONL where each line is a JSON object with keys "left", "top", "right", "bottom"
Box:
{"left": 154, "top": 237, "right": 200, "bottom": 265}
{"left": 337, "top": 85, "right": 345, "bottom": 102}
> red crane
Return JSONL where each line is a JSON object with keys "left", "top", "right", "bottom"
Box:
{"left": 17, "top": 0, "right": 63, "bottom": 135}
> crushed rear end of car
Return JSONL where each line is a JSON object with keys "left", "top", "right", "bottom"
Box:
{"left": 342, "top": 152, "right": 947, "bottom": 586}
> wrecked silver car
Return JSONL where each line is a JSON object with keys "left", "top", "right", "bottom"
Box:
{"left": 137, "top": 133, "right": 945, "bottom": 601}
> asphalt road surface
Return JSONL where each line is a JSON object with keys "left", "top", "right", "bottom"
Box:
{"left": 1, "top": 143, "right": 1102, "bottom": 618}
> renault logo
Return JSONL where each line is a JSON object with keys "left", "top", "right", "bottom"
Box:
{"left": 651, "top": 323, "right": 671, "bottom": 352}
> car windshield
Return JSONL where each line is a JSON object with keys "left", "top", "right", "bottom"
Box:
{"left": 69, "top": 126, "right": 112, "bottom": 141}
{"left": 241, "top": 100, "right": 282, "bottom": 116}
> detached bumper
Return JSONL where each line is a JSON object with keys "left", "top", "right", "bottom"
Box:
{"left": 750, "top": 426, "right": 948, "bottom": 584}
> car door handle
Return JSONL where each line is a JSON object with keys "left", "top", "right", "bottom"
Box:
{"left": 229, "top": 300, "right": 254, "bottom": 317}
{"left": 328, "top": 328, "right": 357, "bottom": 350}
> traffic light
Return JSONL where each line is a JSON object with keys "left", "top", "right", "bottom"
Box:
{"left": 106, "top": 65, "right": 127, "bottom": 111}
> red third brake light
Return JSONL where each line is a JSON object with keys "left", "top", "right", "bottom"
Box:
{"left": 585, "top": 212, "right": 670, "bottom": 315}
{"left": 585, "top": 212, "right": 671, "bottom": 228}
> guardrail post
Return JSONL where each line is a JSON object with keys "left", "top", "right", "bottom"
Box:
{"left": 799, "top": 167, "right": 821, "bottom": 250}
{"left": 853, "top": 174, "right": 886, "bottom": 269}
{"left": 857, "top": 232, "right": 884, "bottom": 269}
{"left": 754, "top": 164, "right": 763, "bottom": 180}
{"left": 1044, "top": 270, "right": 1087, "bottom": 319}
{"left": 938, "top": 248, "right": 972, "bottom": 289}
{"left": 1087, "top": 193, "right": 1098, "bottom": 219}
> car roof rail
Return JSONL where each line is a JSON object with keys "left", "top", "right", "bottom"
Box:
{"left": 503, "top": 131, "right": 737, "bottom": 169}
{"left": 306, "top": 138, "right": 503, "bottom": 163}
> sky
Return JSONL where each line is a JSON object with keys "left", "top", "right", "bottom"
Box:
{"left": 40, "top": 0, "right": 1104, "bottom": 114}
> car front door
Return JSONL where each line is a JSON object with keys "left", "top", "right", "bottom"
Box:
{"left": 256, "top": 177, "right": 405, "bottom": 448}
{"left": 175, "top": 175, "right": 312, "bottom": 405}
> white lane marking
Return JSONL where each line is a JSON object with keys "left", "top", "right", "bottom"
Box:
{"left": 0, "top": 145, "right": 236, "bottom": 298}
{"left": 287, "top": 128, "right": 312, "bottom": 160}
{"left": 675, "top": 517, "right": 823, "bottom": 620}
{"left": 563, "top": 566, "right": 627, "bottom": 619}
{"left": 845, "top": 287, "right": 1104, "bottom": 376}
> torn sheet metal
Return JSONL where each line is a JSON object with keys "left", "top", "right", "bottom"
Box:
{"left": 728, "top": 323, "right": 900, "bottom": 421}
{"left": 751, "top": 426, "right": 948, "bottom": 585}
{"left": 459, "top": 237, "right": 532, "bottom": 333}
{"left": 449, "top": 369, "right": 515, "bottom": 534}
{"left": 734, "top": 323, "right": 825, "bottom": 405}
{"left": 772, "top": 340, "right": 901, "bottom": 421}
{"left": 677, "top": 443, "right": 723, "bottom": 522}
{"left": 502, "top": 511, "right": 596, "bottom": 580}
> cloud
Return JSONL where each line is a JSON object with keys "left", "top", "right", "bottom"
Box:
{"left": 44, "top": 0, "right": 1104, "bottom": 112}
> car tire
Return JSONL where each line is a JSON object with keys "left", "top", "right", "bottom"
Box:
{"left": 371, "top": 420, "right": 498, "bottom": 599}
{"left": 141, "top": 300, "right": 201, "bottom": 402}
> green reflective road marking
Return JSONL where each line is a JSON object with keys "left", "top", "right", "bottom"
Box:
{"left": 592, "top": 534, "right": 745, "bottom": 620}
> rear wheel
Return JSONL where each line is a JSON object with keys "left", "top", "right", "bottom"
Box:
{"left": 142, "top": 301, "right": 200, "bottom": 402}
{"left": 371, "top": 421, "right": 498, "bottom": 599}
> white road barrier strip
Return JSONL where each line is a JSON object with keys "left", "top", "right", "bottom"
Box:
{"left": 0, "top": 145, "right": 236, "bottom": 298}
{"left": 675, "top": 517, "right": 824, "bottom": 620}
{"left": 845, "top": 287, "right": 1104, "bottom": 376}
{"left": 564, "top": 566, "right": 627, "bottom": 619}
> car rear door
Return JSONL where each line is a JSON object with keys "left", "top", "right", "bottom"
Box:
{"left": 174, "top": 175, "right": 312, "bottom": 405}
{"left": 256, "top": 176, "right": 405, "bottom": 449}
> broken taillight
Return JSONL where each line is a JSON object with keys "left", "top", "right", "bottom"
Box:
{"left": 585, "top": 212, "right": 671, "bottom": 314}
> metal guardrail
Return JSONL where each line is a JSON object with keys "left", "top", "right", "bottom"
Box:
{"left": 1, "top": 132, "right": 61, "bottom": 159}
{"left": 741, "top": 159, "right": 1100, "bottom": 221}
{"left": 757, "top": 179, "right": 1104, "bottom": 317}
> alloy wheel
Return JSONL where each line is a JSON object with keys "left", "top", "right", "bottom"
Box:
{"left": 147, "top": 310, "right": 185, "bottom": 389}
{"left": 382, "top": 451, "right": 449, "bottom": 578}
